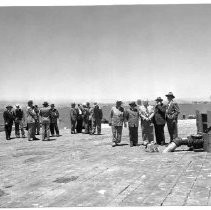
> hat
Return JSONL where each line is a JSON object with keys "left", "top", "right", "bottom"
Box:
{"left": 129, "top": 101, "right": 137, "bottom": 107}
{"left": 155, "top": 97, "right": 163, "bottom": 102}
{"left": 50, "top": 104, "right": 55, "bottom": 107}
{"left": 94, "top": 102, "right": 98, "bottom": 106}
{"left": 15, "top": 104, "right": 20, "bottom": 108}
{"left": 43, "top": 101, "right": 49, "bottom": 106}
{"left": 6, "top": 104, "right": 13, "bottom": 109}
{"left": 165, "top": 92, "right": 175, "bottom": 98}
{"left": 116, "top": 100, "right": 123, "bottom": 105}
{"left": 28, "top": 100, "right": 33, "bottom": 105}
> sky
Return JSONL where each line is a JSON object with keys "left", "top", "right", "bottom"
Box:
{"left": 1, "top": 3, "right": 211, "bottom": 102}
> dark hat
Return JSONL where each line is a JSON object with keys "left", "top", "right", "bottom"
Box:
{"left": 50, "top": 104, "right": 55, "bottom": 107}
{"left": 34, "top": 105, "right": 38, "bottom": 108}
{"left": 28, "top": 100, "right": 33, "bottom": 105}
{"left": 165, "top": 92, "right": 175, "bottom": 98}
{"left": 6, "top": 104, "right": 13, "bottom": 108}
{"left": 129, "top": 101, "right": 137, "bottom": 107}
{"left": 155, "top": 97, "right": 163, "bottom": 101}
{"left": 116, "top": 100, "right": 123, "bottom": 105}
{"left": 43, "top": 101, "right": 49, "bottom": 106}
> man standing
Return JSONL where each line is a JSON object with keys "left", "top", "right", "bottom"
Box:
{"left": 3, "top": 105, "right": 14, "bottom": 140}
{"left": 125, "top": 101, "right": 139, "bottom": 147}
{"left": 165, "top": 92, "right": 180, "bottom": 142}
{"left": 70, "top": 103, "right": 77, "bottom": 134}
{"left": 34, "top": 105, "right": 40, "bottom": 135}
{"left": 139, "top": 101, "right": 154, "bottom": 145}
{"left": 82, "top": 103, "right": 91, "bottom": 134}
{"left": 26, "top": 100, "right": 38, "bottom": 141}
{"left": 49, "top": 104, "right": 60, "bottom": 137}
{"left": 153, "top": 97, "right": 166, "bottom": 145}
{"left": 39, "top": 101, "right": 51, "bottom": 141}
{"left": 91, "top": 102, "right": 103, "bottom": 135}
{"left": 76, "top": 104, "right": 83, "bottom": 133}
{"left": 13, "top": 104, "right": 25, "bottom": 138}
{"left": 109, "top": 101, "right": 126, "bottom": 147}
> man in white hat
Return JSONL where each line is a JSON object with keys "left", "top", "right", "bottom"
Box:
{"left": 13, "top": 104, "right": 25, "bottom": 138}
{"left": 165, "top": 92, "right": 180, "bottom": 142}
{"left": 3, "top": 105, "right": 14, "bottom": 140}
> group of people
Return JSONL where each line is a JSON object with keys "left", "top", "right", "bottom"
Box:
{"left": 110, "top": 92, "right": 180, "bottom": 147}
{"left": 3, "top": 91, "right": 180, "bottom": 147}
{"left": 3, "top": 100, "right": 60, "bottom": 141}
{"left": 70, "top": 102, "right": 103, "bottom": 135}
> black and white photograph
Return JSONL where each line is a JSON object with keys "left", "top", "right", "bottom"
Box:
{"left": 0, "top": 0, "right": 211, "bottom": 207}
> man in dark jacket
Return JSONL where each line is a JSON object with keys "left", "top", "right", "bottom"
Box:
{"left": 13, "top": 104, "right": 25, "bottom": 138}
{"left": 39, "top": 101, "right": 51, "bottom": 141}
{"left": 165, "top": 92, "right": 180, "bottom": 142}
{"left": 153, "top": 97, "right": 166, "bottom": 145}
{"left": 3, "top": 105, "right": 14, "bottom": 140}
{"left": 82, "top": 102, "right": 91, "bottom": 134}
{"left": 34, "top": 105, "right": 40, "bottom": 135}
{"left": 49, "top": 104, "right": 60, "bottom": 137}
{"left": 70, "top": 103, "right": 77, "bottom": 134}
{"left": 125, "top": 101, "right": 140, "bottom": 147}
{"left": 90, "top": 102, "right": 103, "bottom": 135}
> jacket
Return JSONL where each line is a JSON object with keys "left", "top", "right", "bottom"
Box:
{"left": 13, "top": 108, "right": 24, "bottom": 121}
{"left": 125, "top": 108, "right": 139, "bottom": 127}
{"left": 110, "top": 106, "right": 125, "bottom": 126}
{"left": 91, "top": 105, "right": 103, "bottom": 121}
{"left": 153, "top": 103, "right": 166, "bottom": 125}
{"left": 3, "top": 110, "right": 14, "bottom": 125}
{"left": 26, "top": 106, "right": 37, "bottom": 123}
{"left": 70, "top": 108, "right": 77, "bottom": 121}
{"left": 49, "top": 108, "right": 59, "bottom": 123}
{"left": 166, "top": 100, "right": 180, "bottom": 121}
{"left": 39, "top": 107, "right": 51, "bottom": 123}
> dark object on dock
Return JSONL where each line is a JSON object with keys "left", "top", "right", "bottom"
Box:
{"left": 163, "top": 134, "right": 204, "bottom": 153}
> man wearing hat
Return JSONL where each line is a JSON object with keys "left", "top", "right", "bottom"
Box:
{"left": 90, "top": 102, "right": 103, "bottom": 135}
{"left": 109, "top": 101, "right": 126, "bottom": 147}
{"left": 39, "top": 102, "right": 51, "bottom": 141}
{"left": 70, "top": 102, "right": 77, "bottom": 134}
{"left": 49, "top": 104, "right": 60, "bottom": 137}
{"left": 26, "top": 100, "right": 38, "bottom": 141}
{"left": 125, "top": 101, "right": 140, "bottom": 147}
{"left": 34, "top": 105, "right": 40, "bottom": 135}
{"left": 165, "top": 92, "right": 180, "bottom": 142}
{"left": 139, "top": 100, "right": 155, "bottom": 145}
{"left": 82, "top": 102, "right": 92, "bottom": 134}
{"left": 3, "top": 105, "right": 14, "bottom": 140}
{"left": 153, "top": 97, "right": 166, "bottom": 145}
{"left": 13, "top": 104, "right": 25, "bottom": 138}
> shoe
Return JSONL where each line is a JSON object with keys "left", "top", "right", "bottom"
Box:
{"left": 56, "top": 134, "right": 59, "bottom": 137}
{"left": 112, "top": 143, "right": 117, "bottom": 147}
{"left": 33, "top": 137, "right": 39, "bottom": 140}
{"left": 22, "top": 135, "right": 25, "bottom": 138}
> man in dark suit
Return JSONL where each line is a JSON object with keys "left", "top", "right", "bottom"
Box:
{"left": 153, "top": 97, "right": 166, "bottom": 145}
{"left": 3, "top": 105, "right": 14, "bottom": 140}
{"left": 125, "top": 101, "right": 140, "bottom": 147}
{"left": 165, "top": 92, "right": 180, "bottom": 142}
{"left": 70, "top": 103, "right": 77, "bottom": 134}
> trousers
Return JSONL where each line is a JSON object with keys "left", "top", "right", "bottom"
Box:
{"left": 41, "top": 122, "right": 50, "bottom": 140}
{"left": 5, "top": 124, "right": 13, "bottom": 140}
{"left": 92, "top": 119, "right": 101, "bottom": 134}
{"left": 50, "top": 122, "right": 59, "bottom": 135}
{"left": 154, "top": 124, "right": 165, "bottom": 145}
{"left": 71, "top": 119, "right": 77, "bottom": 134}
{"left": 112, "top": 126, "right": 123, "bottom": 143}
{"left": 15, "top": 120, "right": 25, "bottom": 137}
{"left": 129, "top": 126, "right": 138, "bottom": 146}
{"left": 166, "top": 119, "right": 178, "bottom": 142}
{"left": 27, "top": 123, "right": 35, "bottom": 140}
